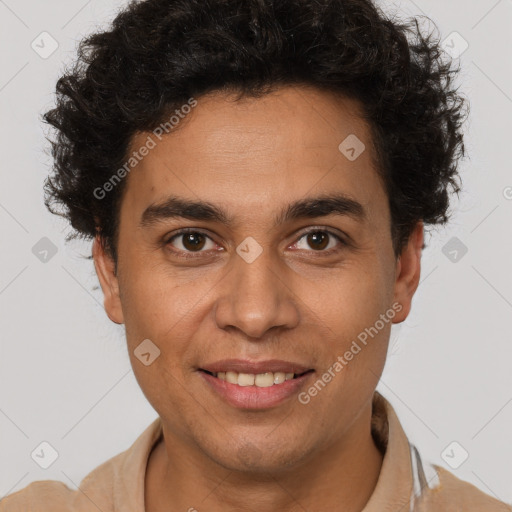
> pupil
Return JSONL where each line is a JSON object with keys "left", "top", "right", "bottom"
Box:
{"left": 183, "top": 233, "right": 205, "bottom": 251}
{"left": 308, "top": 232, "right": 328, "bottom": 250}
{"left": 180, "top": 232, "right": 329, "bottom": 252}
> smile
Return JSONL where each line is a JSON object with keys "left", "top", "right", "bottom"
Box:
{"left": 200, "top": 369, "right": 313, "bottom": 387}
{"left": 198, "top": 362, "right": 315, "bottom": 409}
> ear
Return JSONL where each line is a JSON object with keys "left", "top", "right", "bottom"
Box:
{"left": 92, "top": 235, "right": 124, "bottom": 325}
{"left": 392, "top": 221, "right": 424, "bottom": 324}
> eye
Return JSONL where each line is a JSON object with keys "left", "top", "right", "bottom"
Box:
{"left": 292, "top": 229, "right": 345, "bottom": 253}
{"left": 165, "top": 229, "right": 219, "bottom": 258}
{"left": 165, "top": 227, "right": 346, "bottom": 259}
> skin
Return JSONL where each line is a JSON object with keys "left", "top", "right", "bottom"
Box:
{"left": 93, "top": 84, "right": 423, "bottom": 512}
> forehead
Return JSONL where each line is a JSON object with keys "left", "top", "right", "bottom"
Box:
{"left": 120, "top": 85, "right": 387, "bottom": 229}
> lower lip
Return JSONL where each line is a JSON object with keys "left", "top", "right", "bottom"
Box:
{"left": 199, "top": 371, "right": 314, "bottom": 410}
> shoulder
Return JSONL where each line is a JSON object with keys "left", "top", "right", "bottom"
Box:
{"left": 0, "top": 418, "right": 161, "bottom": 511}
{"left": 416, "top": 464, "right": 512, "bottom": 511}
{"left": 0, "top": 453, "right": 122, "bottom": 512}
{"left": 0, "top": 480, "right": 79, "bottom": 512}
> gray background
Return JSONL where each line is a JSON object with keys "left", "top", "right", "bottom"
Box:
{"left": 0, "top": 0, "right": 511, "bottom": 504}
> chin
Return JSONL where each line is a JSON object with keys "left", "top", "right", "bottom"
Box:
{"left": 207, "top": 438, "right": 311, "bottom": 475}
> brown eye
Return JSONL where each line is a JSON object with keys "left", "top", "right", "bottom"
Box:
{"left": 306, "top": 232, "right": 329, "bottom": 251}
{"left": 166, "top": 230, "right": 217, "bottom": 256}
{"left": 294, "top": 229, "right": 344, "bottom": 253}
{"left": 181, "top": 232, "right": 206, "bottom": 251}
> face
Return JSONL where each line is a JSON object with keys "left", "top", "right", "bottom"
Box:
{"left": 94, "top": 85, "right": 422, "bottom": 474}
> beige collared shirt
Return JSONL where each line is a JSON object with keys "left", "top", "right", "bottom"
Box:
{"left": 1, "top": 391, "right": 510, "bottom": 511}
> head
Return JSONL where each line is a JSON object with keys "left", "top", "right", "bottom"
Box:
{"left": 43, "top": 0, "right": 467, "bottom": 473}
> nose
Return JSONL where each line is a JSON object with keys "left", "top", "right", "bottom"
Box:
{"left": 213, "top": 245, "right": 300, "bottom": 340}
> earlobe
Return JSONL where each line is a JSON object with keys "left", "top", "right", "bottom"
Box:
{"left": 92, "top": 236, "right": 125, "bottom": 325}
{"left": 391, "top": 221, "right": 424, "bottom": 324}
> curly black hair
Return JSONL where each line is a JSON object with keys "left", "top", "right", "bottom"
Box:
{"left": 43, "top": 0, "right": 468, "bottom": 266}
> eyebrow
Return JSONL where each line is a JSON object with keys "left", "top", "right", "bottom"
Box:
{"left": 139, "top": 193, "right": 366, "bottom": 229}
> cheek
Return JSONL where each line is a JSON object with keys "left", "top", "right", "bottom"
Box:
{"left": 118, "top": 261, "right": 214, "bottom": 385}
{"left": 118, "top": 255, "right": 200, "bottom": 337}
{"left": 119, "top": 268, "right": 200, "bottom": 412}
{"left": 316, "top": 263, "right": 393, "bottom": 335}
{"left": 307, "top": 261, "right": 394, "bottom": 394}
{"left": 306, "top": 274, "right": 392, "bottom": 410}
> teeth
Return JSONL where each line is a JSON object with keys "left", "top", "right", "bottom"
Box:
{"left": 273, "top": 372, "right": 286, "bottom": 384}
{"left": 254, "top": 373, "right": 274, "bottom": 387}
{"left": 225, "top": 371, "right": 238, "bottom": 384}
{"left": 238, "top": 373, "right": 255, "bottom": 386}
{"left": 212, "top": 370, "right": 299, "bottom": 387}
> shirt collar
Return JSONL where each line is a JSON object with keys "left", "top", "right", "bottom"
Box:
{"left": 112, "top": 391, "right": 417, "bottom": 511}
{"left": 362, "top": 390, "right": 416, "bottom": 511}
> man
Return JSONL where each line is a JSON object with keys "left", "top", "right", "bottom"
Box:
{"left": 1, "top": 0, "right": 510, "bottom": 510}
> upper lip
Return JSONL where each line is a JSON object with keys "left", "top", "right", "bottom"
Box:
{"left": 199, "top": 359, "right": 313, "bottom": 374}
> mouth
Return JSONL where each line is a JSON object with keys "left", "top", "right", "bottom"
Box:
{"left": 197, "top": 360, "right": 315, "bottom": 409}
{"left": 198, "top": 369, "right": 314, "bottom": 387}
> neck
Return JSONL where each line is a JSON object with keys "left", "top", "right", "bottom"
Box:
{"left": 145, "top": 401, "right": 383, "bottom": 512}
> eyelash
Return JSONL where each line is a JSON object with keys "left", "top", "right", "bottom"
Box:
{"left": 164, "top": 227, "right": 347, "bottom": 260}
